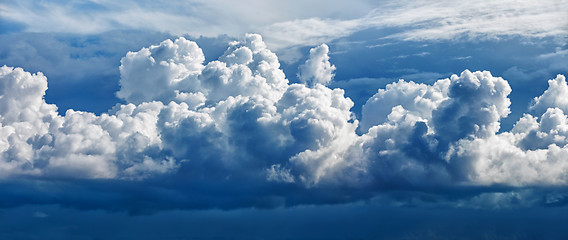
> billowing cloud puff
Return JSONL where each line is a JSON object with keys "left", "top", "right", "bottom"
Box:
{"left": 360, "top": 79, "right": 449, "bottom": 133}
{"left": 116, "top": 37, "right": 205, "bottom": 104}
{"left": 446, "top": 77, "right": 568, "bottom": 185}
{"left": 0, "top": 34, "right": 567, "bottom": 211}
{"left": 0, "top": 66, "right": 172, "bottom": 179}
{"left": 530, "top": 75, "right": 568, "bottom": 115}
{"left": 297, "top": 44, "right": 336, "bottom": 86}
{"left": 0, "top": 67, "right": 57, "bottom": 177}
{"left": 344, "top": 70, "right": 511, "bottom": 187}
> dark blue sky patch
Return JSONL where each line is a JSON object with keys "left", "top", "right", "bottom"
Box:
{"left": 0, "top": 18, "right": 27, "bottom": 34}
{"left": 1, "top": 203, "right": 568, "bottom": 240}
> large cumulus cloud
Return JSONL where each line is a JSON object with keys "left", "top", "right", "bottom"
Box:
{"left": 0, "top": 33, "right": 567, "bottom": 211}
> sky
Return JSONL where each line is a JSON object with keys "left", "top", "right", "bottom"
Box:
{"left": 1, "top": 0, "right": 568, "bottom": 239}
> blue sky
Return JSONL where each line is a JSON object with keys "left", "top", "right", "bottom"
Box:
{"left": 1, "top": 0, "right": 568, "bottom": 239}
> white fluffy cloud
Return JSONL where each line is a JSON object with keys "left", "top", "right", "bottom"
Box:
{"left": 446, "top": 77, "right": 568, "bottom": 185}
{"left": 1, "top": 34, "right": 568, "bottom": 194}
{"left": 117, "top": 37, "right": 206, "bottom": 104}
{"left": 530, "top": 75, "right": 568, "bottom": 115}
{"left": 360, "top": 79, "right": 449, "bottom": 133}
{"left": 0, "top": 67, "right": 57, "bottom": 177}
{"left": 297, "top": 44, "right": 336, "bottom": 86}
{"left": 0, "top": 34, "right": 348, "bottom": 183}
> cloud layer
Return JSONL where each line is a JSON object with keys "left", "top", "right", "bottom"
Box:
{"left": 2, "top": 0, "right": 566, "bottom": 50}
{"left": 1, "top": 34, "right": 567, "bottom": 210}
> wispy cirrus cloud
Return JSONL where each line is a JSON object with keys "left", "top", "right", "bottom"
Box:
{"left": 261, "top": 0, "right": 568, "bottom": 49}
{"left": 0, "top": 0, "right": 373, "bottom": 36}
{"left": 2, "top": 0, "right": 566, "bottom": 50}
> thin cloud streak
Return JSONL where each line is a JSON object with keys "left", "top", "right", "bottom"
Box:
{"left": 2, "top": 0, "right": 566, "bottom": 50}
{"left": 261, "top": 0, "right": 568, "bottom": 49}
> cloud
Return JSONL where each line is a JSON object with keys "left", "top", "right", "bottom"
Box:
{"left": 530, "top": 75, "right": 568, "bottom": 115}
{"left": 1, "top": 34, "right": 568, "bottom": 211}
{"left": 360, "top": 78, "right": 449, "bottom": 133}
{"left": 445, "top": 77, "right": 568, "bottom": 186}
{"left": 0, "top": 30, "right": 177, "bottom": 113}
{"left": 116, "top": 37, "right": 206, "bottom": 104}
{"left": 297, "top": 44, "right": 336, "bottom": 86}
{"left": 373, "top": 0, "right": 568, "bottom": 41}
{"left": 0, "top": 0, "right": 373, "bottom": 37}
{"left": 2, "top": 0, "right": 566, "bottom": 52}
{"left": 260, "top": 0, "right": 568, "bottom": 50}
